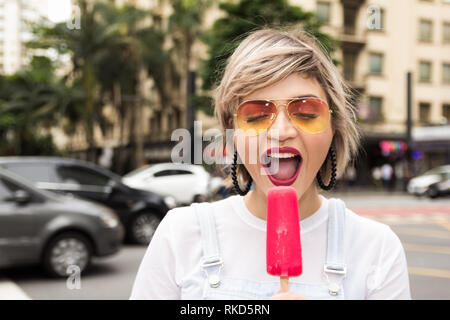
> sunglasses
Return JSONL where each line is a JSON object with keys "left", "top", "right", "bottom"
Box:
{"left": 234, "top": 97, "right": 333, "bottom": 136}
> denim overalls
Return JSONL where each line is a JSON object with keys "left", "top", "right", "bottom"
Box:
{"left": 185, "top": 198, "right": 347, "bottom": 300}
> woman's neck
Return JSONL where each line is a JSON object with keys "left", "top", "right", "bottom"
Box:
{"left": 243, "top": 184, "right": 322, "bottom": 221}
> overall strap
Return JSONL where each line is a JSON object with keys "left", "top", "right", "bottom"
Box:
{"left": 323, "top": 198, "right": 347, "bottom": 296}
{"left": 191, "top": 202, "right": 223, "bottom": 288}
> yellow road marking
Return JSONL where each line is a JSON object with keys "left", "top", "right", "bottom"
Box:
{"left": 374, "top": 219, "right": 427, "bottom": 225}
{"left": 372, "top": 216, "right": 450, "bottom": 226}
{"left": 393, "top": 227, "right": 450, "bottom": 239}
{"left": 403, "top": 243, "right": 450, "bottom": 255}
{"left": 434, "top": 218, "right": 450, "bottom": 232}
{"left": 408, "top": 267, "right": 450, "bottom": 279}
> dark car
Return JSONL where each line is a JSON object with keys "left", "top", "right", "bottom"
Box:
{"left": 426, "top": 173, "right": 450, "bottom": 198}
{"left": 0, "top": 168, "right": 123, "bottom": 277}
{"left": 0, "top": 157, "right": 170, "bottom": 245}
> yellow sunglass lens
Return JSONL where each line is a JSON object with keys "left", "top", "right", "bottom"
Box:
{"left": 236, "top": 98, "right": 330, "bottom": 134}
{"left": 287, "top": 99, "right": 330, "bottom": 134}
{"left": 236, "top": 101, "right": 275, "bottom": 134}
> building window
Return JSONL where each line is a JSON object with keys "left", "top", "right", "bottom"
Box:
{"left": 419, "top": 61, "right": 432, "bottom": 82}
{"left": 419, "top": 19, "right": 433, "bottom": 42}
{"left": 419, "top": 102, "right": 431, "bottom": 124}
{"left": 151, "top": 111, "right": 162, "bottom": 133}
{"left": 369, "top": 53, "right": 383, "bottom": 74}
{"left": 343, "top": 5, "right": 359, "bottom": 34}
{"left": 443, "top": 104, "right": 450, "bottom": 123}
{"left": 368, "top": 97, "right": 384, "bottom": 122}
{"left": 316, "top": 2, "right": 331, "bottom": 24}
{"left": 443, "top": 63, "right": 450, "bottom": 84}
{"left": 343, "top": 51, "right": 357, "bottom": 81}
{"left": 443, "top": 22, "right": 450, "bottom": 43}
{"left": 378, "top": 8, "right": 385, "bottom": 31}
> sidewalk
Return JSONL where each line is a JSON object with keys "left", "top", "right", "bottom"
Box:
{"left": 0, "top": 277, "right": 31, "bottom": 300}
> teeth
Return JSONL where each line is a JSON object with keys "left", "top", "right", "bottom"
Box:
{"left": 268, "top": 152, "right": 298, "bottom": 159}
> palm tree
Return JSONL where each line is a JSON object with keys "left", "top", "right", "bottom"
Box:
{"left": 0, "top": 56, "right": 74, "bottom": 155}
{"left": 26, "top": 1, "right": 181, "bottom": 170}
{"left": 27, "top": 0, "right": 130, "bottom": 161}
{"left": 94, "top": 2, "right": 180, "bottom": 171}
{"left": 168, "top": 0, "right": 214, "bottom": 77}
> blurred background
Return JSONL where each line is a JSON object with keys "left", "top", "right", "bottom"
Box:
{"left": 0, "top": 0, "right": 449, "bottom": 300}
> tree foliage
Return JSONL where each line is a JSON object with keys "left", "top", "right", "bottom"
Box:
{"left": 200, "top": 0, "right": 337, "bottom": 93}
{"left": 0, "top": 56, "right": 69, "bottom": 155}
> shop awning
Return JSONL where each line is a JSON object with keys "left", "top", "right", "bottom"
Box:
{"left": 412, "top": 125, "right": 450, "bottom": 142}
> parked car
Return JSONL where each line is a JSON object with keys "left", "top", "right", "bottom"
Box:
{"left": 407, "top": 165, "right": 450, "bottom": 198}
{"left": 0, "top": 157, "right": 172, "bottom": 245}
{"left": 123, "top": 163, "right": 223, "bottom": 205}
{"left": 0, "top": 168, "right": 123, "bottom": 277}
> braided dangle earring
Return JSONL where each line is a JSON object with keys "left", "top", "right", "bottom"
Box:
{"left": 231, "top": 151, "right": 253, "bottom": 196}
{"left": 316, "top": 146, "right": 337, "bottom": 191}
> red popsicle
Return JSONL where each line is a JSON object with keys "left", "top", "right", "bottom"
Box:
{"left": 266, "top": 186, "right": 302, "bottom": 292}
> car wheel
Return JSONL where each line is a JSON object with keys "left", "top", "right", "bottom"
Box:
{"left": 42, "top": 232, "right": 93, "bottom": 278}
{"left": 129, "top": 212, "right": 161, "bottom": 245}
{"left": 426, "top": 186, "right": 439, "bottom": 199}
{"left": 193, "top": 194, "right": 207, "bottom": 203}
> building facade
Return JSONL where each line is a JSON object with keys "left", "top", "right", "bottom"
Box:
{"left": 0, "top": 0, "right": 49, "bottom": 74}
{"left": 289, "top": 0, "right": 450, "bottom": 188}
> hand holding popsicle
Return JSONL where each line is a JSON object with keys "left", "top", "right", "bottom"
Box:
{"left": 266, "top": 186, "right": 303, "bottom": 293}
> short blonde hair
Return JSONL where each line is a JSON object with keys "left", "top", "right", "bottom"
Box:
{"left": 213, "top": 27, "right": 362, "bottom": 189}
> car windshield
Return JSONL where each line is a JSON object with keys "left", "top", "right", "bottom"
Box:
{"left": 0, "top": 171, "right": 59, "bottom": 201}
{"left": 123, "top": 165, "right": 152, "bottom": 178}
{"left": 423, "top": 167, "right": 450, "bottom": 176}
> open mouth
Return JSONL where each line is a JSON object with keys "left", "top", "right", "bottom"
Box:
{"left": 261, "top": 147, "right": 302, "bottom": 186}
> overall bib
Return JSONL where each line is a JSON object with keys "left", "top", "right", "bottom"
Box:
{"left": 185, "top": 198, "right": 347, "bottom": 300}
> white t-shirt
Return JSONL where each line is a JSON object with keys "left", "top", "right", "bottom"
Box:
{"left": 130, "top": 194, "right": 411, "bottom": 300}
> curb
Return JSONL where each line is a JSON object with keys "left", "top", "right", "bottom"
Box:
{"left": 0, "top": 278, "right": 31, "bottom": 300}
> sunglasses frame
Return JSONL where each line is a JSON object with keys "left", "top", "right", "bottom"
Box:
{"left": 234, "top": 96, "right": 333, "bottom": 134}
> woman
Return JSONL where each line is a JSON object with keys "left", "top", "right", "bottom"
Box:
{"left": 130, "top": 28, "right": 411, "bottom": 300}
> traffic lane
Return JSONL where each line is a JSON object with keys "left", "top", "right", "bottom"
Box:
{"left": 405, "top": 251, "right": 450, "bottom": 274}
{"left": 4, "top": 209, "right": 450, "bottom": 300}
{"left": 373, "top": 216, "right": 450, "bottom": 300}
{"left": 2, "top": 244, "right": 148, "bottom": 300}
{"left": 409, "top": 275, "right": 450, "bottom": 300}
{"left": 335, "top": 192, "right": 450, "bottom": 213}
{"left": 405, "top": 245, "right": 450, "bottom": 300}
{"left": 389, "top": 225, "right": 450, "bottom": 246}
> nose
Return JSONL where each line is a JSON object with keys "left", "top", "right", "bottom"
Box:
{"left": 267, "top": 105, "right": 298, "bottom": 142}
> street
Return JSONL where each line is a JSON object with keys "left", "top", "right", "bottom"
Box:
{"left": 1, "top": 191, "right": 449, "bottom": 300}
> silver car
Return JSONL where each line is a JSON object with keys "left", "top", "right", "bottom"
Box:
{"left": 123, "top": 162, "right": 223, "bottom": 206}
{"left": 407, "top": 165, "right": 450, "bottom": 198}
{"left": 0, "top": 168, "right": 124, "bottom": 277}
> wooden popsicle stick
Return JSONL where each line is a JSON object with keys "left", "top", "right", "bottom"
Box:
{"left": 280, "top": 276, "right": 289, "bottom": 292}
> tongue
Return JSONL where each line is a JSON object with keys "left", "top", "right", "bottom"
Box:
{"left": 268, "top": 157, "right": 299, "bottom": 180}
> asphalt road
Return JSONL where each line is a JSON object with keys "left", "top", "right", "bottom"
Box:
{"left": 1, "top": 191, "right": 449, "bottom": 300}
